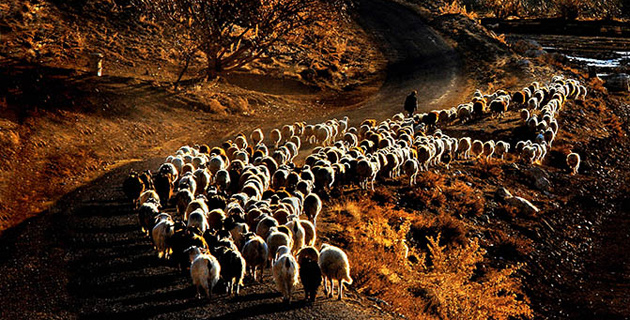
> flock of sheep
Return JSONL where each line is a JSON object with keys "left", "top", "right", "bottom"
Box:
{"left": 122, "top": 75, "right": 584, "bottom": 304}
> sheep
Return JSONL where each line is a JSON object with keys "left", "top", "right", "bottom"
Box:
{"left": 495, "top": 141, "right": 510, "bottom": 160}
{"left": 300, "top": 219, "right": 316, "bottom": 247}
{"left": 207, "top": 209, "right": 226, "bottom": 232}
{"left": 256, "top": 215, "right": 279, "bottom": 240}
{"left": 123, "top": 170, "right": 145, "bottom": 208}
{"left": 285, "top": 220, "right": 306, "bottom": 254}
{"left": 281, "top": 125, "right": 295, "bottom": 142}
{"left": 512, "top": 90, "right": 526, "bottom": 105}
{"left": 178, "top": 173, "right": 197, "bottom": 196}
{"left": 241, "top": 234, "right": 268, "bottom": 282}
{"left": 489, "top": 97, "right": 509, "bottom": 118}
{"left": 267, "top": 228, "right": 293, "bottom": 265}
{"left": 356, "top": 158, "right": 378, "bottom": 191}
{"left": 139, "top": 189, "right": 160, "bottom": 207}
{"left": 193, "top": 168, "right": 211, "bottom": 195}
{"left": 153, "top": 172, "right": 174, "bottom": 208}
{"left": 175, "top": 189, "right": 194, "bottom": 220}
{"left": 519, "top": 109, "right": 530, "bottom": 124}
{"left": 471, "top": 140, "right": 484, "bottom": 158}
{"left": 521, "top": 145, "right": 537, "bottom": 164}
{"left": 270, "top": 129, "right": 282, "bottom": 149}
{"left": 152, "top": 213, "right": 175, "bottom": 259}
{"left": 251, "top": 128, "right": 264, "bottom": 146}
{"left": 303, "top": 193, "right": 322, "bottom": 227}
{"left": 482, "top": 141, "right": 495, "bottom": 160}
{"left": 457, "top": 137, "right": 472, "bottom": 159}
{"left": 185, "top": 198, "right": 209, "bottom": 221}
{"left": 138, "top": 200, "right": 160, "bottom": 236}
{"left": 319, "top": 244, "right": 353, "bottom": 300}
{"left": 457, "top": 104, "right": 472, "bottom": 123}
{"left": 472, "top": 99, "right": 486, "bottom": 118}
{"left": 297, "top": 246, "right": 322, "bottom": 302}
{"left": 567, "top": 152, "right": 580, "bottom": 175}
{"left": 214, "top": 169, "right": 231, "bottom": 193}
{"left": 272, "top": 249, "right": 299, "bottom": 303}
{"left": 188, "top": 209, "right": 210, "bottom": 233}
{"left": 402, "top": 158, "right": 420, "bottom": 186}
{"left": 213, "top": 246, "right": 246, "bottom": 296}
{"left": 188, "top": 246, "right": 221, "bottom": 300}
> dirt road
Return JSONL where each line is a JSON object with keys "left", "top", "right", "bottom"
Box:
{"left": 0, "top": 0, "right": 465, "bottom": 318}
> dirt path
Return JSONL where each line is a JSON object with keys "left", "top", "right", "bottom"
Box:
{"left": 0, "top": 0, "right": 466, "bottom": 318}
{"left": 303, "top": 0, "right": 466, "bottom": 128}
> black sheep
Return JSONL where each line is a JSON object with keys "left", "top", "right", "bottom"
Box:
{"left": 297, "top": 247, "right": 322, "bottom": 302}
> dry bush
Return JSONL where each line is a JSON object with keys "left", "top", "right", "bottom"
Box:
{"left": 443, "top": 180, "right": 486, "bottom": 217}
{"left": 439, "top": 0, "right": 479, "bottom": 20}
{"left": 328, "top": 199, "right": 533, "bottom": 319}
{"left": 486, "top": 0, "right": 521, "bottom": 18}
{"left": 487, "top": 229, "right": 534, "bottom": 261}
{"left": 418, "top": 235, "right": 533, "bottom": 320}
{"left": 407, "top": 213, "right": 469, "bottom": 251}
{"left": 400, "top": 172, "right": 448, "bottom": 210}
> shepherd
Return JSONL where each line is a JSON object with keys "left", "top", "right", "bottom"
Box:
{"left": 404, "top": 90, "right": 418, "bottom": 117}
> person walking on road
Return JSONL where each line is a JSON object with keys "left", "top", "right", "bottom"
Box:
{"left": 404, "top": 90, "right": 418, "bottom": 117}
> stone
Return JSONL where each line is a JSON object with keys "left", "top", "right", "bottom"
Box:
{"left": 603, "top": 73, "right": 630, "bottom": 92}
{"left": 507, "top": 196, "right": 540, "bottom": 216}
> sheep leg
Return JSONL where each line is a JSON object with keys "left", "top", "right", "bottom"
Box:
{"left": 329, "top": 278, "right": 334, "bottom": 298}
{"left": 323, "top": 276, "right": 329, "bottom": 296}
{"left": 338, "top": 279, "right": 343, "bottom": 300}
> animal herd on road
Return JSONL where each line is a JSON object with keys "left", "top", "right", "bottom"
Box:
{"left": 123, "top": 75, "right": 584, "bottom": 305}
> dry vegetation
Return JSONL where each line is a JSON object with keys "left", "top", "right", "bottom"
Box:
{"left": 321, "top": 200, "right": 532, "bottom": 319}
{"left": 0, "top": 0, "right": 384, "bottom": 231}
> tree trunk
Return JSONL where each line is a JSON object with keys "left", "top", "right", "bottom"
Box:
{"left": 206, "top": 52, "right": 222, "bottom": 79}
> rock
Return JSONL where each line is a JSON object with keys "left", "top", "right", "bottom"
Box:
{"left": 517, "top": 59, "right": 531, "bottom": 69}
{"left": 496, "top": 187, "right": 512, "bottom": 200}
{"left": 507, "top": 196, "right": 540, "bottom": 216}
{"left": 524, "top": 166, "right": 548, "bottom": 180}
{"left": 603, "top": 73, "right": 630, "bottom": 92}
{"left": 535, "top": 177, "right": 552, "bottom": 191}
{"left": 511, "top": 39, "right": 542, "bottom": 54}
{"left": 524, "top": 49, "right": 546, "bottom": 58}
{"left": 524, "top": 167, "right": 552, "bottom": 191}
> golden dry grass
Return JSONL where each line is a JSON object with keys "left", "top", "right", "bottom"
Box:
{"left": 323, "top": 199, "right": 533, "bottom": 319}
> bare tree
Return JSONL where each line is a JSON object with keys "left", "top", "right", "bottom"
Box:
{"left": 141, "top": 0, "right": 346, "bottom": 79}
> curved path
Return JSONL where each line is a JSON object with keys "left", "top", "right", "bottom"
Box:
{"left": 325, "top": 0, "right": 464, "bottom": 127}
{"left": 0, "top": 0, "right": 466, "bottom": 318}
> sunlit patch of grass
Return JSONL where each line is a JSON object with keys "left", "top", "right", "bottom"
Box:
{"left": 324, "top": 199, "right": 533, "bottom": 319}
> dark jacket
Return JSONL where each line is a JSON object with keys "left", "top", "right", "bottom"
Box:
{"left": 404, "top": 93, "right": 418, "bottom": 113}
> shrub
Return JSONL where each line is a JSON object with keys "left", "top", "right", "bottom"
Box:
{"left": 418, "top": 235, "right": 533, "bottom": 320}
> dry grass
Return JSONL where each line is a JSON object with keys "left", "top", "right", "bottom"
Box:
{"left": 439, "top": 0, "right": 479, "bottom": 20}
{"left": 324, "top": 199, "right": 533, "bottom": 319}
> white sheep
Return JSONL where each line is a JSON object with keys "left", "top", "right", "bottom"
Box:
{"left": 251, "top": 128, "right": 264, "bottom": 146}
{"left": 403, "top": 158, "right": 420, "bottom": 186}
{"left": 270, "top": 129, "right": 282, "bottom": 149}
{"left": 188, "top": 247, "right": 221, "bottom": 300}
{"left": 567, "top": 152, "right": 580, "bottom": 175}
{"left": 285, "top": 220, "right": 306, "bottom": 254}
{"left": 187, "top": 209, "right": 209, "bottom": 233}
{"left": 471, "top": 140, "right": 484, "bottom": 158}
{"left": 303, "top": 193, "right": 322, "bottom": 227}
{"left": 267, "top": 228, "right": 293, "bottom": 265}
{"left": 152, "top": 213, "right": 174, "bottom": 259}
{"left": 272, "top": 249, "right": 299, "bottom": 303}
{"left": 495, "top": 141, "right": 510, "bottom": 160}
{"left": 319, "top": 244, "right": 353, "bottom": 300}
{"left": 300, "top": 220, "right": 316, "bottom": 247}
